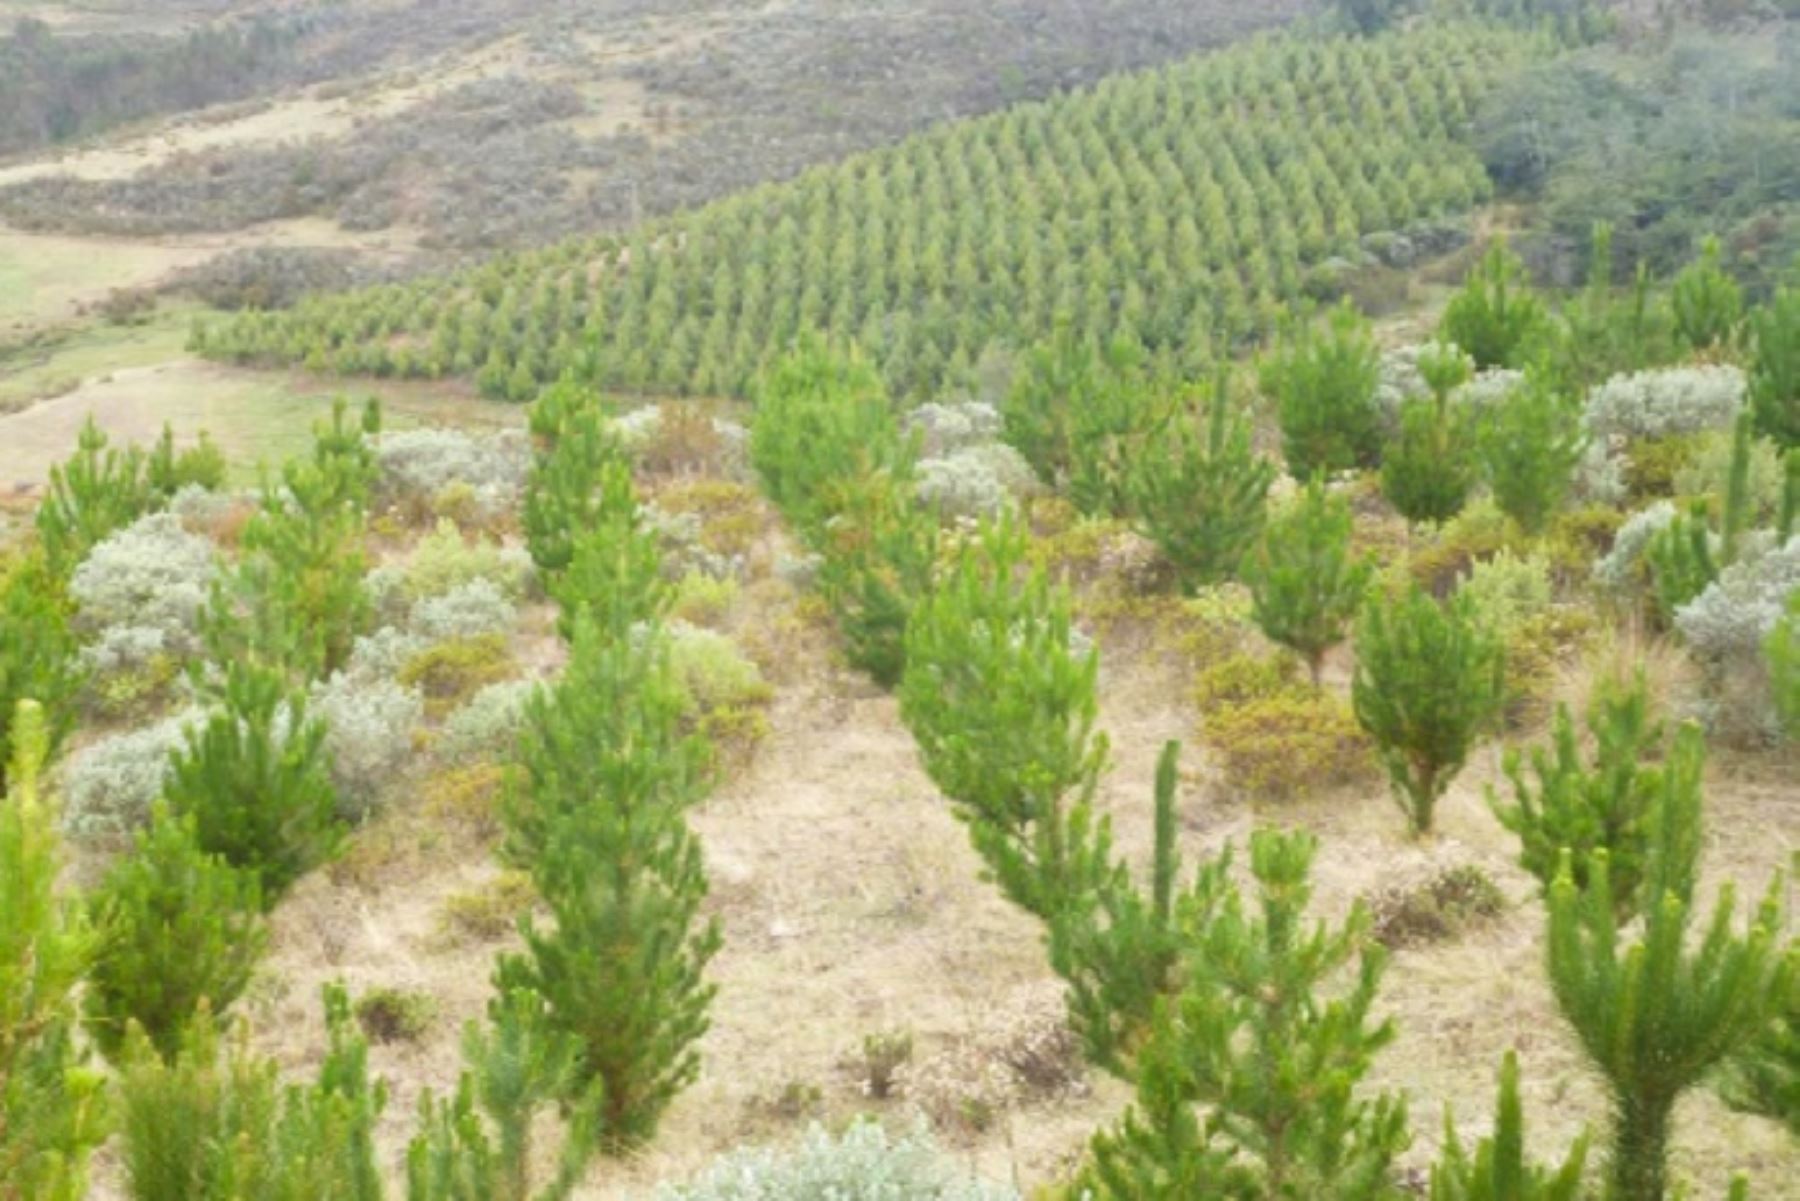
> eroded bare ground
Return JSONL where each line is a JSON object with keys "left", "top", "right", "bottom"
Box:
{"left": 81, "top": 466, "right": 1791, "bottom": 1200}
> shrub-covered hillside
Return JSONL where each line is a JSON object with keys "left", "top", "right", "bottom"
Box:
{"left": 193, "top": 20, "right": 1538, "bottom": 399}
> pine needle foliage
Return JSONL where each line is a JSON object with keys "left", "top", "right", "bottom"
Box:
{"left": 1749, "top": 286, "right": 1800, "bottom": 450}
{"left": 1490, "top": 671, "right": 1665, "bottom": 921}
{"left": 1440, "top": 238, "right": 1549, "bottom": 370}
{"left": 1429, "top": 1051, "right": 1588, "bottom": 1201}
{"left": 1771, "top": 592, "right": 1800, "bottom": 740}
{"left": 406, "top": 990, "right": 601, "bottom": 1201}
{"left": 1381, "top": 343, "right": 1477, "bottom": 525}
{"left": 1353, "top": 585, "right": 1504, "bottom": 835}
{"left": 84, "top": 803, "right": 267, "bottom": 1063}
{"left": 1476, "top": 374, "right": 1584, "bottom": 536}
{"left": 0, "top": 700, "right": 108, "bottom": 1201}
{"left": 0, "top": 550, "right": 82, "bottom": 793}
{"left": 549, "top": 458, "right": 668, "bottom": 641}
{"left": 1243, "top": 476, "right": 1374, "bottom": 686}
{"left": 900, "top": 514, "right": 1111, "bottom": 922}
{"left": 522, "top": 401, "right": 628, "bottom": 577}
{"left": 1546, "top": 723, "right": 1793, "bottom": 1201}
{"left": 1670, "top": 235, "right": 1742, "bottom": 354}
{"left": 1260, "top": 301, "right": 1384, "bottom": 479}
{"left": 495, "top": 617, "right": 720, "bottom": 1152}
{"left": 1129, "top": 371, "right": 1275, "bottom": 590}
{"left": 164, "top": 661, "right": 343, "bottom": 906}
{"left": 1082, "top": 829, "right": 1407, "bottom": 1201}
{"left": 814, "top": 468, "right": 938, "bottom": 689}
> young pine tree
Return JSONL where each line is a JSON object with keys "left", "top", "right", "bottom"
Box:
{"left": 548, "top": 458, "right": 668, "bottom": 640}
{"left": 1749, "top": 286, "right": 1799, "bottom": 449}
{"left": 1353, "top": 586, "right": 1504, "bottom": 835}
{"left": 0, "top": 549, "right": 82, "bottom": 792}
{"left": 119, "top": 985, "right": 387, "bottom": 1201}
{"left": 0, "top": 700, "right": 108, "bottom": 1201}
{"left": 1770, "top": 592, "right": 1800, "bottom": 740}
{"left": 1671, "top": 235, "right": 1743, "bottom": 354}
{"left": 1489, "top": 671, "right": 1665, "bottom": 921}
{"left": 814, "top": 468, "right": 938, "bottom": 689}
{"left": 1477, "top": 374, "right": 1585, "bottom": 536}
{"left": 84, "top": 803, "right": 267, "bottom": 1063}
{"left": 1260, "top": 301, "right": 1383, "bottom": 479}
{"left": 1547, "top": 723, "right": 1791, "bottom": 1201}
{"left": 1381, "top": 343, "right": 1477, "bottom": 525}
{"left": 406, "top": 990, "right": 601, "bottom": 1201}
{"left": 1082, "top": 830, "right": 1407, "bottom": 1201}
{"left": 495, "top": 618, "right": 720, "bottom": 1152}
{"left": 35, "top": 416, "right": 153, "bottom": 576}
{"left": 1429, "top": 1052, "right": 1589, "bottom": 1201}
{"left": 165, "top": 661, "right": 343, "bottom": 905}
{"left": 1128, "top": 371, "right": 1275, "bottom": 590}
{"left": 522, "top": 404, "right": 627, "bottom": 577}
{"left": 1242, "top": 476, "right": 1374, "bottom": 686}
{"left": 1722, "top": 965, "right": 1800, "bottom": 1138}
{"left": 899, "top": 515, "right": 1112, "bottom": 922}
{"left": 1440, "top": 238, "right": 1549, "bottom": 371}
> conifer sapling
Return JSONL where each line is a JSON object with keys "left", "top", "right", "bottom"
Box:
{"left": 1243, "top": 475, "right": 1374, "bottom": 686}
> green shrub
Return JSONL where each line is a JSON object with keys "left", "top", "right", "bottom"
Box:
{"left": 1430, "top": 1052, "right": 1589, "bottom": 1201}
{"left": 164, "top": 661, "right": 343, "bottom": 905}
{"left": 1353, "top": 586, "right": 1504, "bottom": 835}
{"left": 1260, "top": 300, "right": 1383, "bottom": 478}
{"left": 84, "top": 804, "right": 266, "bottom": 1063}
{"left": 398, "top": 634, "right": 516, "bottom": 719}
{"left": 656, "top": 1119, "right": 1016, "bottom": 1201}
{"left": 1193, "top": 651, "right": 1300, "bottom": 715}
{"left": 405, "top": 519, "right": 530, "bottom": 602}
{"left": 1407, "top": 498, "right": 1518, "bottom": 595}
{"left": 1243, "top": 477, "right": 1373, "bottom": 685}
{"left": 1749, "top": 286, "right": 1800, "bottom": 449}
{"left": 1623, "top": 434, "right": 1705, "bottom": 501}
{"left": 1439, "top": 238, "right": 1549, "bottom": 370}
{"left": 664, "top": 622, "right": 772, "bottom": 749}
{"left": 1203, "top": 688, "right": 1377, "bottom": 802}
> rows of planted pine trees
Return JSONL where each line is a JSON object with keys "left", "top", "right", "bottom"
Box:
{"left": 190, "top": 16, "right": 1540, "bottom": 401}
{"left": 732, "top": 224, "right": 1800, "bottom": 1197}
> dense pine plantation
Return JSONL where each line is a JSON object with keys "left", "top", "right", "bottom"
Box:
{"left": 5, "top": 3, "right": 1800, "bottom": 1200}
{"left": 192, "top": 20, "right": 1531, "bottom": 399}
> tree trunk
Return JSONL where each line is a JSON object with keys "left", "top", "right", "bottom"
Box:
{"left": 1610, "top": 1091, "right": 1673, "bottom": 1201}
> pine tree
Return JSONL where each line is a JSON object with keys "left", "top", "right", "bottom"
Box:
{"left": 1353, "top": 585, "right": 1503, "bottom": 835}
{"left": 34, "top": 416, "right": 153, "bottom": 577}
{"left": 1128, "top": 372, "right": 1275, "bottom": 590}
{"left": 84, "top": 803, "right": 266, "bottom": 1063}
{"left": 1547, "top": 724, "right": 1791, "bottom": 1201}
{"left": 1748, "top": 287, "right": 1799, "bottom": 450}
{"left": 814, "top": 468, "right": 938, "bottom": 689}
{"left": 523, "top": 405, "right": 626, "bottom": 577}
{"left": 900, "top": 515, "right": 1112, "bottom": 921}
{"left": 1722, "top": 966, "right": 1799, "bottom": 1138}
{"left": 0, "top": 549, "right": 82, "bottom": 793}
{"left": 1490, "top": 671, "right": 1664, "bottom": 921}
{"left": 1477, "top": 374, "right": 1585, "bottom": 535}
{"left": 1260, "top": 301, "right": 1383, "bottom": 479}
{"left": 1429, "top": 1052, "right": 1588, "bottom": 1201}
{"left": 406, "top": 990, "right": 600, "bottom": 1201}
{"left": 1771, "top": 592, "right": 1800, "bottom": 740}
{"left": 1644, "top": 501, "right": 1718, "bottom": 624}
{"left": 1243, "top": 476, "right": 1374, "bottom": 686}
{"left": 0, "top": 700, "right": 108, "bottom": 1201}
{"left": 118, "top": 985, "right": 387, "bottom": 1201}
{"left": 1082, "top": 830, "right": 1407, "bottom": 1200}
{"left": 548, "top": 458, "right": 667, "bottom": 640}
{"left": 495, "top": 618, "right": 719, "bottom": 1151}
{"left": 1671, "top": 236, "right": 1742, "bottom": 354}
{"left": 165, "top": 660, "right": 343, "bottom": 905}
{"left": 1381, "top": 344, "right": 1477, "bottom": 525}
{"left": 1440, "top": 238, "right": 1549, "bottom": 370}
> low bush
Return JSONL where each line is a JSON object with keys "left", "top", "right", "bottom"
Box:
{"left": 353, "top": 987, "right": 437, "bottom": 1044}
{"left": 655, "top": 1119, "right": 1018, "bottom": 1201}
{"left": 398, "top": 634, "right": 517, "bottom": 719}
{"left": 1583, "top": 365, "right": 1746, "bottom": 445}
{"left": 1675, "top": 536, "right": 1800, "bottom": 741}
{"left": 1203, "top": 688, "right": 1377, "bottom": 802}
{"left": 853, "top": 1030, "right": 916, "bottom": 1101}
{"left": 436, "top": 870, "right": 534, "bottom": 944}
{"left": 1193, "top": 651, "right": 1300, "bottom": 715}
{"left": 1408, "top": 498, "right": 1518, "bottom": 595}
{"left": 436, "top": 678, "right": 537, "bottom": 766}
{"left": 61, "top": 708, "right": 203, "bottom": 840}
{"left": 408, "top": 578, "right": 518, "bottom": 644}
{"left": 69, "top": 511, "right": 215, "bottom": 648}
{"left": 403, "top": 518, "right": 533, "bottom": 602}
{"left": 1455, "top": 549, "right": 1552, "bottom": 639}
{"left": 916, "top": 443, "right": 1039, "bottom": 520}
{"left": 670, "top": 572, "right": 741, "bottom": 628}
{"left": 1364, "top": 864, "right": 1506, "bottom": 950}
{"left": 308, "top": 671, "right": 424, "bottom": 821}
{"left": 664, "top": 622, "right": 773, "bottom": 748}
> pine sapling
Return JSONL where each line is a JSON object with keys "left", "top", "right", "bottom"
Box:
{"left": 1478, "top": 374, "right": 1585, "bottom": 535}
{"left": 1749, "top": 286, "right": 1799, "bottom": 449}
{"left": 549, "top": 457, "right": 668, "bottom": 640}
{"left": 1547, "top": 723, "right": 1792, "bottom": 1201}
{"left": 1671, "top": 235, "right": 1743, "bottom": 354}
{"left": 165, "top": 660, "right": 343, "bottom": 905}
{"left": 1490, "top": 671, "right": 1665, "bottom": 920}
{"left": 1243, "top": 475, "right": 1374, "bottom": 686}
{"left": 1644, "top": 501, "right": 1718, "bottom": 624}
{"left": 900, "top": 514, "right": 1111, "bottom": 920}
{"left": 0, "top": 550, "right": 82, "bottom": 792}
{"left": 1382, "top": 343, "right": 1477, "bottom": 526}
{"left": 1083, "top": 829, "right": 1407, "bottom": 1200}
{"left": 0, "top": 700, "right": 108, "bottom": 1201}
{"left": 495, "top": 619, "right": 719, "bottom": 1151}
{"left": 1353, "top": 586, "right": 1504, "bottom": 835}
{"left": 84, "top": 803, "right": 267, "bottom": 1063}
{"left": 1770, "top": 593, "right": 1800, "bottom": 740}
{"left": 1440, "top": 238, "right": 1549, "bottom": 370}
{"left": 1429, "top": 1051, "right": 1588, "bottom": 1201}
{"left": 815, "top": 468, "right": 938, "bottom": 689}
{"left": 1128, "top": 371, "right": 1274, "bottom": 589}
{"left": 1260, "top": 300, "right": 1383, "bottom": 479}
